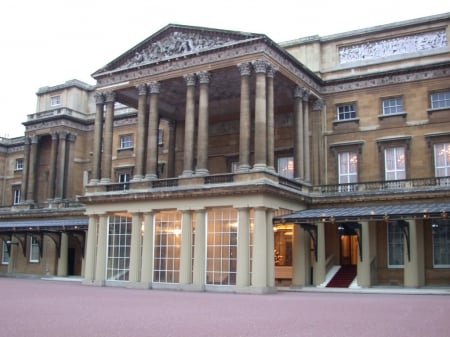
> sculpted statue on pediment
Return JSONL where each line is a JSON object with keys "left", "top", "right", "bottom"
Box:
{"left": 123, "top": 31, "right": 236, "bottom": 69}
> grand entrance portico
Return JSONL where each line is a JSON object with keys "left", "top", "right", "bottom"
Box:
{"left": 81, "top": 25, "right": 322, "bottom": 292}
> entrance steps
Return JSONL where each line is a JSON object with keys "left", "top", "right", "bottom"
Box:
{"left": 326, "top": 265, "right": 357, "bottom": 288}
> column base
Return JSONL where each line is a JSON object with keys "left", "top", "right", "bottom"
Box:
{"left": 88, "top": 179, "right": 100, "bottom": 185}
{"left": 99, "top": 178, "right": 112, "bottom": 184}
{"left": 144, "top": 173, "right": 158, "bottom": 180}
{"left": 194, "top": 168, "right": 209, "bottom": 176}
{"left": 237, "top": 164, "right": 250, "bottom": 173}
{"left": 252, "top": 163, "right": 267, "bottom": 171}
{"left": 130, "top": 175, "right": 144, "bottom": 182}
{"left": 180, "top": 170, "right": 194, "bottom": 177}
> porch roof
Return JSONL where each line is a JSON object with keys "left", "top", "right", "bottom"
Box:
{"left": 0, "top": 217, "right": 88, "bottom": 231}
{"left": 273, "top": 202, "right": 450, "bottom": 224}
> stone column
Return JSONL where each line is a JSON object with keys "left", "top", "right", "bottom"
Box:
{"left": 91, "top": 92, "right": 104, "bottom": 183}
{"left": 133, "top": 84, "right": 148, "bottom": 180}
{"left": 303, "top": 89, "right": 311, "bottom": 182}
{"left": 237, "top": 63, "right": 251, "bottom": 172}
{"left": 65, "top": 133, "right": 76, "bottom": 198}
{"left": 292, "top": 224, "right": 311, "bottom": 287}
{"left": 55, "top": 131, "right": 67, "bottom": 200}
{"left": 404, "top": 220, "right": 425, "bottom": 287}
{"left": 101, "top": 91, "right": 115, "bottom": 183}
{"left": 312, "top": 99, "right": 325, "bottom": 185}
{"left": 266, "top": 209, "right": 275, "bottom": 287}
{"left": 195, "top": 71, "right": 210, "bottom": 175}
{"left": 57, "top": 233, "right": 68, "bottom": 276}
{"left": 140, "top": 212, "right": 154, "bottom": 288}
{"left": 193, "top": 209, "right": 206, "bottom": 289}
{"left": 313, "top": 221, "right": 326, "bottom": 286}
{"left": 21, "top": 138, "right": 30, "bottom": 202}
{"left": 252, "top": 207, "right": 268, "bottom": 289}
{"left": 94, "top": 214, "right": 108, "bottom": 286}
{"left": 182, "top": 73, "right": 196, "bottom": 177}
{"left": 236, "top": 207, "right": 250, "bottom": 288}
{"left": 47, "top": 132, "right": 58, "bottom": 200}
{"left": 252, "top": 60, "right": 268, "bottom": 171}
{"left": 83, "top": 215, "right": 98, "bottom": 284}
{"left": 357, "top": 221, "right": 372, "bottom": 287}
{"left": 167, "top": 121, "right": 176, "bottom": 178}
{"left": 266, "top": 65, "right": 276, "bottom": 172}
{"left": 146, "top": 82, "right": 160, "bottom": 179}
{"left": 26, "top": 135, "right": 39, "bottom": 203}
{"left": 179, "top": 211, "right": 193, "bottom": 285}
{"left": 128, "top": 213, "right": 142, "bottom": 285}
{"left": 293, "top": 86, "right": 304, "bottom": 180}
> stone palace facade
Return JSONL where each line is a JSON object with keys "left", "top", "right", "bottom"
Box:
{"left": 0, "top": 13, "right": 449, "bottom": 292}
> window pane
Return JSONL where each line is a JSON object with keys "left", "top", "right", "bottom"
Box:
{"left": 388, "top": 222, "right": 404, "bottom": 267}
{"left": 106, "top": 216, "right": 132, "bottom": 281}
{"left": 385, "top": 147, "right": 405, "bottom": 180}
{"left": 383, "top": 97, "right": 404, "bottom": 115}
{"left": 278, "top": 157, "right": 294, "bottom": 179}
{"left": 338, "top": 152, "right": 358, "bottom": 184}
{"left": 431, "top": 91, "right": 450, "bottom": 109}
{"left": 434, "top": 143, "right": 450, "bottom": 177}
{"left": 433, "top": 220, "right": 450, "bottom": 267}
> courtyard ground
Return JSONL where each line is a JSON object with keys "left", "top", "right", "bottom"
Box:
{"left": 0, "top": 277, "right": 449, "bottom": 337}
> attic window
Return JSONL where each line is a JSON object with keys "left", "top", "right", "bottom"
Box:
{"left": 50, "top": 95, "right": 61, "bottom": 107}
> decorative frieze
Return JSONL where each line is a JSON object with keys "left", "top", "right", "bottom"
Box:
{"left": 339, "top": 29, "right": 448, "bottom": 64}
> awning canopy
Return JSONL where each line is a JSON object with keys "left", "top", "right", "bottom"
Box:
{"left": 0, "top": 217, "right": 88, "bottom": 231}
{"left": 273, "top": 202, "right": 450, "bottom": 224}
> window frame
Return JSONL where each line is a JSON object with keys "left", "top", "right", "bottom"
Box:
{"left": 432, "top": 220, "right": 450, "bottom": 268}
{"left": 382, "top": 96, "right": 404, "bottom": 115}
{"left": 430, "top": 90, "right": 450, "bottom": 110}
{"left": 384, "top": 146, "right": 406, "bottom": 181}
{"left": 15, "top": 158, "right": 24, "bottom": 171}
{"left": 119, "top": 134, "right": 133, "bottom": 150}
{"left": 1, "top": 241, "right": 9, "bottom": 265}
{"left": 387, "top": 221, "right": 404, "bottom": 268}
{"left": 434, "top": 142, "right": 450, "bottom": 178}
{"left": 277, "top": 156, "right": 294, "bottom": 179}
{"left": 50, "top": 95, "right": 61, "bottom": 107}
{"left": 12, "top": 185, "right": 21, "bottom": 205}
{"left": 29, "top": 236, "right": 40, "bottom": 263}
{"left": 338, "top": 151, "right": 358, "bottom": 185}
{"left": 336, "top": 103, "right": 356, "bottom": 121}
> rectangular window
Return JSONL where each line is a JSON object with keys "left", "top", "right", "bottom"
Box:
{"left": 388, "top": 222, "right": 404, "bottom": 268}
{"left": 13, "top": 187, "right": 21, "bottom": 205}
{"left": 29, "top": 236, "right": 40, "bottom": 263}
{"left": 385, "top": 147, "right": 405, "bottom": 180}
{"left": 206, "top": 207, "right": 238, "bottom": 286}
{"left": 434, "top": 143, "right": 450, "bottom": 177}
{"left": 119, "top": 135, "right": 133, "bottom": 149}
{"left": 50, "top": 95, "right": 60, "bottom": 107}
{"left": 15, "top": 158, "right": 24, "bottom": 170}
{"left": 382, "top": 97, "right": 404, "bottom": 115}
{"left": 338, "top": 152, "right": 358, "bottom": 184}
{"left": 118, "top": 173, "right": 130, "bottom": 183}
{"left": 431, "top": 91, "right": 450, "bottom": 109}
{"left": 278, "top": 156, "right": 294, "bottom": 179}
{"left": 153, "top": 211, "right": 181, "bottom": 283}
{"left": 2, "top": 241, "right": 9, "bottom": 264}
{"left": 337, "top": 103, "right": 356, "bottom": 120}
{"left": 432, "top": 220, "right": 450, "bottom": 267}
{"left": 106, "top": 216, "right": 132, "bottom": 281}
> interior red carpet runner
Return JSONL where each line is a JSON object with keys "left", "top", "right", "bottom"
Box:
{"left": 326, "top": 265, "right": 357, "bottom": 288}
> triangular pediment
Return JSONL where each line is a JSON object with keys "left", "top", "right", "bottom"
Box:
{"left": 93, "top": 24, "right": 266, "bottom": 77}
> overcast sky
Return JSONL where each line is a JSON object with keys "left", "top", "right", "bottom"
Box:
{"left": 0, "top": 0, "right": 448, "bottom": 137}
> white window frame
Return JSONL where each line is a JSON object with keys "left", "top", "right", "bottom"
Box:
{"left": 338, "top": 152, "right": 358, "bottom": 184}
{"left": 336, "top": 103, "right": 356, "bottom": 121}
{"left": 15, "top": 158, "right": 24, "bottom": 171}
{"left": 29, "top": 236, "right": 40, "bottom": 263}
{"left": 119, "top": 134, "right": 133, "bottom": 149}
{"left": 106, "top": 216, "right": 132, "bottom": 281}
{"left": 118, "top": 173, "right": 130, "bottom": 183}
{"left": 50, "top": 95, "right": 61, "bottom": 107}
{"left": 13, "top": 187, "right": 21, "bottom": 205}
{"left": 431, "top": 91, "right": 450, "bottom": 109}
{"left": 385, "top": 147, "right": 405, "bottom": 180}
{"left": 382, "top": 97, "right": 404, "bottom": 115}
{"left": 387, "top": 222, "right": 404, "bottom": 268}
{"left": 2, "top": 241, "right": 9, "bottom": 265}
{"left": 432, "top": 220, "right": 450, "bottom": 268}
{"left": 158, "top": 129, "right": 164, "bottom": 145}
{"left": 277, "top": 156, "right": 294, "bottom": 179}
{"left": 434, "top": 143, "right": 450, "bottom": 177}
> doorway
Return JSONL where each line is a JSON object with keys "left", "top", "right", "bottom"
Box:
{"left": 340, "top": 234, "right": 358, "bottom": 265}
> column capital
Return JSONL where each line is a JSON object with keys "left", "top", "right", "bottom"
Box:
{"left": 237, "top": 62, "right": 252, "bottom": 76}
{"left": 266, "top": 64, "right": 277, "bottom": 78}
{"left": 252, "top": 59, "right": 268, "bottom": 74}
{"left": 313, "top": 98, "right": 325, "bottom": 111}
{"left": 58, "top": 130, "right": 68, "bottom": 140}
{"left": 104, "top": 91, "right": 116, "bottom": 103}
{"left": 148, "top": 81, "right": 161, "bottom": 94}
{"left": 197, "top": 71, "right": 211, "bottom": 84}
{"left": 94, "top": 92, "right": 105, "bottom": 105}
{"left": 302, "top": 88, "right": 311, "bottom": 102}
{"left": 136, "top": 83, "right": 148, "bottom": 96}
{"left": 30, "top": 135, "right": 39, "bottom": 144}
{"left": 183, "top": 73, "right": 196, "bottom": 86}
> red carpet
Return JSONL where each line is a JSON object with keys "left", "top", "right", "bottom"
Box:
{"left": 326, "top": 265, "right": 357, "bottom": 288}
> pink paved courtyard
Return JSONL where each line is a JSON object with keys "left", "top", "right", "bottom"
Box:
{"left": 0, "top": 277, "right": 449, "bottom": 337}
